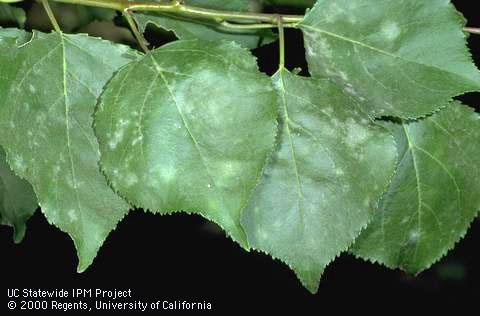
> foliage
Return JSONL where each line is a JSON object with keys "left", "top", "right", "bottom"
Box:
{"left": 0, "top": 0, "right": 479, "bottom": 293}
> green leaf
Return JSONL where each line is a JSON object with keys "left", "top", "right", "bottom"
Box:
{"left": 95, "top": 40, "right": 278, "bottom": 248}
{"left": 0, "top": 146, "right": 37, "bottom": 243}
{"left": 299, "top": 0, "right": 480, "bottom": 118}
{"left": 0, "top": 3, "right": 25, "bottom": 28}
{"left": 0, "top": 30, "right": 139, "bottom": 271}
{"left": 351, "top": 103, "right": 480, "bottom": 274}
{"left": 134, "top": 0, "right": 275, "bottom": 49}
{"left": 241, "top": 69, "right": 397, "bottom": 293}
{"left": 0, "top": 27, "right": 28, "bottom": 42}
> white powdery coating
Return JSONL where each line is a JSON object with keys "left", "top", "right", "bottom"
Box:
{"left": 344, "top": 118, "right": 369, "bottom": 148}
{"left": 381, "top": 21, "right": 401, "bottom": 41}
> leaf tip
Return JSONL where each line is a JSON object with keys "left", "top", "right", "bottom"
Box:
{"left": 12, "top": 222, "right": 26, "bottom": 244}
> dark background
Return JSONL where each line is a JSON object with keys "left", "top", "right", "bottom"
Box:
{"left": 1, "top": 1, "right": 479, "bottom": 314}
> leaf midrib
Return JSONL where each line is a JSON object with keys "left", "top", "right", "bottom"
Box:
{"left": 60, "top": 33, "right": 85, "bottom": 227}
{"left": 277, "top": 71, "right": 305, "bottom": 220}
{"left": 148, "top": 54, "right": 218, "bottom": 192}
{"left": 399, "top": 122, "right": 461, "bottom": 266}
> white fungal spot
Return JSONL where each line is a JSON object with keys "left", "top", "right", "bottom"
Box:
{"left": 52, "top": 165, "right": 61, "bottom": 176}
{"left": 221, "top": 161, "right": 242, "bottom": 178}
{"left": 409, "top": 230, "right": 420, "bottom": 242}
{"left": 381, "top": 21, "right": 400, "bottom": 41}
{"left": 338, "top": 71, "right": 349, "bottom": 81}
{"left": 28, "top": 84, "right": 36, "bottom": 94}
{"left": 131, "top": 135, "right": 143, "bottom": 146}
{"left": 315, "top": 36, "right": 333, "bottom": 58}
{"left": 124, "top": 173, "right": 138, "bottom": 186}
{"left": 344, "top": 84, "right": 360, "bottom": 98}
{"left": 13, "top": 154, "right": 25, "bottom": 173}
{"left": 158, "top": 166, "right": 176, "bottom": 182}
{"left": 68, "top": 209, "right": 78, "bottom": 222}
{"left": 36, "top": 113, "right": 46, "bottom": 124}
{"left": 257, "top": 229, "right": 268, "bottom": 241}
{"left": 322, "top": 125, "right": 335, "bottom": 137}
{"left": 272, "top": 220, "right": 283, "bottom": 229}
{"left": 344, "top": 118, "right": 369, "bottom": 148}
{"left": 65, "top": 175, "right": 74, "bottom": 188}
{"left": 322, "top": 107, "right": 334, "bottom": 117}
{"left": 109, "top": 119, "right": 130, "bottom": 150}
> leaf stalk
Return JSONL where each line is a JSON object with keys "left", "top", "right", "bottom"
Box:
{"left": 123, "top": 9, "right": 150, "bottom": 53}
{"left": 277, "top": 15, "right": 285, "bottom": 70}
{"left": 464, "top": 27, "right": 480, "bottom": 35}
{"left": 40, "top": 0, "right": 61, "bottom": 33}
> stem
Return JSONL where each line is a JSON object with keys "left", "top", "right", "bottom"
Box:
{"left": 41, "top": 0, "right": 61, "bottom": 32}
{"left": 464, "top": 27, "right": 480, "bottom": 35}
{"left": 277, "top": 16, "right": 285, "bottom": 70}
{"left": 48, "top": 0, "right": 304, "bottom": 24}
{"left": 123, "top": 9, "right": 150, "bottom": 53}
{"left": 36, "top": 0, "right": 480, "bottom": 35}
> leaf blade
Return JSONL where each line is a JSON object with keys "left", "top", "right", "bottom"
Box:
{"left": 299, "top": 0, "right": 480, "bottom": 118}
{"left": 95, "top": 40, "right": 278, "bottom": 248}
{"left": 241, "top": 69, "right": 397, "bottom": 293}
{"left": 0, "top": 30, "right": 139, "bottom": 271}
{"left": 0, "top": 147, "right": 37, "bottom": 243}
{"left": 351, "top": 103, "right": 480, "bottom": 273}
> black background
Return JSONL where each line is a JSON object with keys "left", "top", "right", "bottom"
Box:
{"left": 1, "top": 1, "right": 479, "bottom": 314}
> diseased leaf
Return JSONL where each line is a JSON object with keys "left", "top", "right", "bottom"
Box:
{"left": 241, "top": 69, "right": 397, "bottom": 293}
{"left": 299, "top": 0, "right": 480, "bottom": 118}
{"left": 134, "top": 0, "right": 275, "bottom": 49}
{"left": 0, "top": 3, "right": 25, "bottom": 28}
{"left": 95, "top": 40, "right": 278, "bottom": 248}
{"left": 0, "top": 147, "right": 37, "bottom": 243}
{"left": 0, "top": 30, "right": 139, "bottom": 271}
{"left": 351, "top": 103, "right": 480, "bottom": 274}
{"left": 0, "top": 28, "right": 30, "bottom": 97}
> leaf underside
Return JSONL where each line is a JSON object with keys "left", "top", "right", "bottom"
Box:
{"left": 241, "top": 69, "right": 397, "bottom": 293}
{"left": 0, "top": 29, "right": 139, "bottom": 271}
{"left": 95, "top": 40, "right": 278, "bottom": 248}
{"left": 300, "top": 0, "right": 480, "bottom": 118}
{"left": 351, "top": 103, "right": 480, "bottom": 274}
